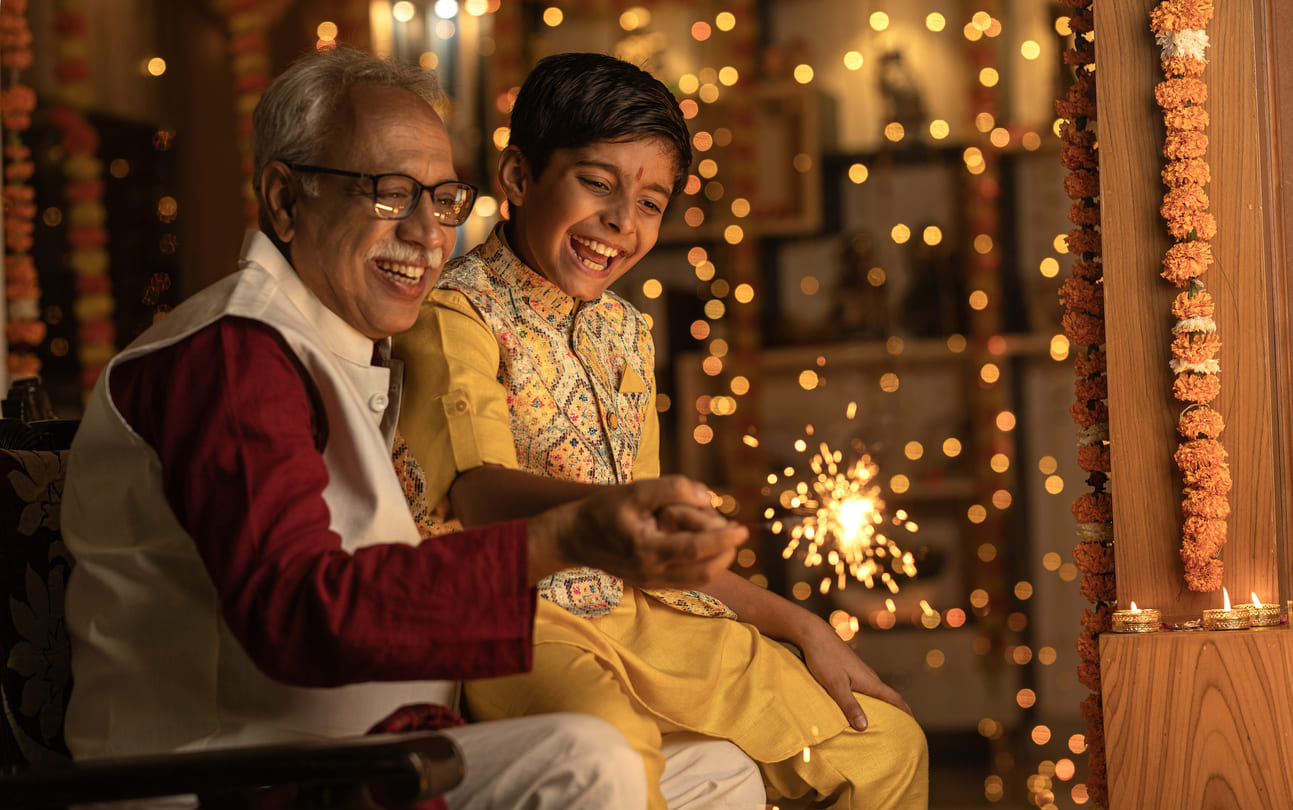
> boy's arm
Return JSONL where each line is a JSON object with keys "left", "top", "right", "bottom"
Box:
{"left": 450, "top": 463, "right": 603, "bottom": 527}
{"left": 701, "top": 568, "right": 913, "bottom": 729}
{"left": 393, "top": 290, "right": 523, "bottom": 511}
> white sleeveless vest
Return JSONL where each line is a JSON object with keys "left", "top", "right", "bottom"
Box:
{"left": 63, "top": 230, "right": 453, "bottom": 758}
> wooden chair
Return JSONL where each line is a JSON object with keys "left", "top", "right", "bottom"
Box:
{"left": 0, "top": 415, "right": 463, "bottom": 809}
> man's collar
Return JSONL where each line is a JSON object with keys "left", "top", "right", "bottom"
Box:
{"left": 241, "top": 229, "right": 384, "bottom": 368}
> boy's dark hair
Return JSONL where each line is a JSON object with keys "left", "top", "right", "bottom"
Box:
{"left": 509, "top": 52, "right": 692, "bottom": 196}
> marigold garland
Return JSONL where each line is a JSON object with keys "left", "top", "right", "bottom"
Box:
{"left": 1056, "top": 2, "right": 1111, "bottom": 803}
{"left": 1, "top": 0, "right": 41, "bottom": 380}
{"left": 1152, "top": 0, "right": 1226, "bottom": 593}
{"left": 53, "top": 0, "right": 117, "bottom": 398}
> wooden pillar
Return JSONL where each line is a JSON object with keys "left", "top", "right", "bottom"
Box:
{"left": 1097, "top": 0, "right": 1293, "bottom": 806}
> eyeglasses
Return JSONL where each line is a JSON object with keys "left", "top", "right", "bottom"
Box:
{"left": 286, "top": 163, "right": 479, "bottom": 226}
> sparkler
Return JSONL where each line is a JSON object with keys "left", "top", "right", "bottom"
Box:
{"left": 770, "top": 415, "right": 918, "bottom": 594}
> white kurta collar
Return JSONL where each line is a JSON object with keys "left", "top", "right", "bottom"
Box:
{"left": 239, "top": 229, "right": 385, "bottom": 367}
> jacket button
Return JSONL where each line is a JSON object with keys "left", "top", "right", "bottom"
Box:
{"left": 608, "top": 413, "right": 619, "bottom": 429}
{"left": 455, "top": 400, "right": 469, "bottom": 413}
{"left": 369, "top": 393, "right": 389, "bottom": 411}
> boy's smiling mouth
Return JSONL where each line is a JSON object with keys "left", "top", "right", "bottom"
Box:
{"left": 571, "top": 234, "right": 622, "bottom": 272}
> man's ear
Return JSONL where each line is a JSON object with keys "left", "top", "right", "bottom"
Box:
{"left": 497, "top": 145, "right": 530, "bottom": 208}
{"left": 259, "top": 161, "right": 299, "bottom": 244}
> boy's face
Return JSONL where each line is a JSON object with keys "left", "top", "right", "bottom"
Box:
{"left": 501, "top": 137, "right": 677, "bottom": 302}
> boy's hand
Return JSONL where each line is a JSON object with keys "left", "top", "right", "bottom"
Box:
{"left": 528, "top": 475, "right": 746, "bottom": 588}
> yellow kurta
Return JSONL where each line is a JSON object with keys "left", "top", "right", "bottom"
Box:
{"left": 393, "top": 227, "right": 927, "bottom": 809}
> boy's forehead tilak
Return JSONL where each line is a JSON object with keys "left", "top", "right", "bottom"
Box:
{"left": 636, "top": 166, "right": 644, "bottom": 181}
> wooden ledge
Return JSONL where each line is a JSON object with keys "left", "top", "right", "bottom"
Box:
{"left": 1101, "top": 629, "right": 1293, "bottom": 809}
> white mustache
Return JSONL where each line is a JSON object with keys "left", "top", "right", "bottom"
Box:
{"left": 365, "top": 241, "right": 442, "bottom": 269}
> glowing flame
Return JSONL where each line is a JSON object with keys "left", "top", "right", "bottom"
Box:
{"left": 1129, "top": 601, "right": 1139, "bottom": 613}
{"left": 1222, "top": 587, "right": 1231, "bottom": 611}
{"left": 1252, "top": 591, "right": 1262, "bottom": 608}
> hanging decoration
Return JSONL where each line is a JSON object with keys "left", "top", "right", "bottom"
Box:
{"left": 1055, "top": 0, "right": 1111, "bottom": 806}
{"left": 1149, "top": 0, "right": 1227, "bottom": 593}
{"left": 1, "top": 0, "right": 42, "bottom": 382}
{"left": 52, "top": 0, "right": 117, "bottom": 398}
{"left": 215, "top": 0, "right": 273, "bottom": 226}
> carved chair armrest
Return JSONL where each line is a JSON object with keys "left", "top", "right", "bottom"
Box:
{"left": 0, "top": 730, "right": 464, "bottom": 809}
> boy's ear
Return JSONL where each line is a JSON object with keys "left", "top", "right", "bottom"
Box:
{"left": 497, "top": 145, "right": 531, "bottom": 208}
{"left": 260, "top": 161, "right": 298, "bottom": 244}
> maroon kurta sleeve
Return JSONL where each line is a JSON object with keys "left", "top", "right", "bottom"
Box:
{"left": 109, "top": 316, "right": 534, "bottom": 687}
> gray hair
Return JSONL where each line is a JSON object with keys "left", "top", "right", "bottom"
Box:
{"left": 252, "top": 46, "right": 443, "bottom": 195}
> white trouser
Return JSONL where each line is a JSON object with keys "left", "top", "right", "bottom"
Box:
{"left": 443, "top": 715, "right": 766, "bottom": 810}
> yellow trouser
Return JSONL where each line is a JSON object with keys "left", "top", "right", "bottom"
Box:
{"left": 466, "top": 640, "right": 928, "bottom": 810}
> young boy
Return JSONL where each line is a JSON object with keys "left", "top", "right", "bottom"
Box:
{"left": 393, "top": 52, "right": 928, "bottom": 809}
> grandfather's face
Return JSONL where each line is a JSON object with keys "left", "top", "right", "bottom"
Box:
{"left": 280, "top": 84, "right": 459, "bottom": 340}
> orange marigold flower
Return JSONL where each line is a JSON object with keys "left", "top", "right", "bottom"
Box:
{"left": 1167, "top": 211, "right": 1216, "bottom": 241}
{"left": 1079, "top": 691, "right": 1103, "bottom": 728}
{"left": 1161, "top": 184, "right": 1209, "bottom": 220}
{"left": 1076, "top": 632, "right": 1102, "bottom": 665}
{"left": 1068, "top": 199, "right": 1102, "bottom": 227}
{"left": 1064, "top": 39, "right": 1096, "bottom": 67}
{"left": 1163, "top": 105, "right": 1209, "bottom": 131}
{"left": 1074, "top": 541, "right": 1115, "bottom": 575}
{"left": 1178, "top": 405, "right": 1223, "bottom": 439}
{"left": 1063, "top": 169, "right": 1101, "bottom": 200}
{"left": 1164, "top": 130, "right": 1208, "bottom": 160}
{"left": 1059, "top": 276, "right": 1103, "bottom": 314}
{"left": 1173, "top": 371, "right": 1220, "bottom": 404}
{"left": 1161, "top": 158, "right": 1210, "bottom": 188}
{"left": 4, "top": 318, "right": 45, "bottom": 346}
{"left": 1175, "top": 439, "right": 1232, "bottom": 492}
{"left": 1074, "top": 346, "right": 1107, "bottom": 377}
{"left": 1080, "top": 572, "right": 1117, "bottom": 603}
{"left": 1073, "top": 492, "right": 1114, "bottom": 523}
{"left": 1170, "top": 331, "right": 1220, "bottom": 364}
{"left": 1068, "top": 6, "right": 1094, "bottom": 33}
{"left": 1077, "top": 661, "right": 1102, "bottom": 692}
{"left": 1162, "top": 242, "right": 1213, "bottom": 286}
{"left": 1078, "top": 443, "right": 1112, "bottom": 473}
{"left": 1149, "top": 0, "right": 1214, "bottom": 34}
{"left": 1181, "top": 486, "right": 1230, "bottom": 520}
{"left": 1184, "top": 557, "right": 1223, "bottom": 592}
{"left": 1071, "top": 398, "right": 1110, "bottom": 427}
{"left": 1182, "top": 516, "right": 1226, "bottom": 558}
{"left": 1081, "top": 605, "right": 1114, "bottom": 636}
{"left": 1161, "top": 55, "right": 1207, "bottom": 79}
{"left": 1075, "top": 376, "right": 1108, "bottom": 402}
{"left": 6, "top": 351, "right": 40, "bottom": 378}
{"left": 1155, "top": 77, "right": 1207, "bottom": 108}
{"left": 1061, "top": 143, "right": 1099, "bottom": 171}
{"left": 1071, "top": 259, "right": 1103, "bottom": 282}
{"left": 1059, "top": 122, "right": 1097, "bottom": 148}
{"left": 1062, "top": 309, "right": 1105, "bottom": 347}
{"left": 1066, "top": 226, "right": 1102, "bottom": 256}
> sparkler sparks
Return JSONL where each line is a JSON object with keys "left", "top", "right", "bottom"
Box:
{"left": 772, "top": 417, "right": 919, "bottom": 594}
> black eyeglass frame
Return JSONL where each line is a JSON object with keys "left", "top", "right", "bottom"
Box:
{"left": 285, "top": 163, "right": 479, "bottom": 225}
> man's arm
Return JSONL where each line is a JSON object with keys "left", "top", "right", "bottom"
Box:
{"left": 111, "top": 318, "right": 536, "bottom": 688}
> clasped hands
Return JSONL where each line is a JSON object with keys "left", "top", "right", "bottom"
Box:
{"left": 527, "top": 475, "right": 745, "bottom": 590}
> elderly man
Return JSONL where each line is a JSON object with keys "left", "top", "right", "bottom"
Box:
{"left": 61, "top": 47, "right": 757, "bottom": 810}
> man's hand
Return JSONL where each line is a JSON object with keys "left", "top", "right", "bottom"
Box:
{"left": 528, "top": 475, "right": 745, "bottom": 589}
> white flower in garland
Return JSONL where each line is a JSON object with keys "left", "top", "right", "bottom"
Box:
{"left": 1156, "top": 28, "right": 1210, "bottom": 61}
